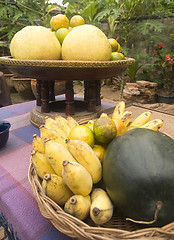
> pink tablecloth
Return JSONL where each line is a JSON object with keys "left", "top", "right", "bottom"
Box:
{"left": 0, "top": 101, "right": 75, "bottom": 240}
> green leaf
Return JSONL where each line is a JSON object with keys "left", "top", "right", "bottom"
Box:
{"left": 82, "top": 2, "right": 98, "bottom": 20}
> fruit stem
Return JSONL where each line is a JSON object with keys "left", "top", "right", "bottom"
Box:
{"left": 126, "top": 201, "right": 163, "bottom": 224}
{"left": 63, "top": 160, "right": 69, "bottom": 166}
{"left": 44, "top": 174, "right": 51, "bottom": 181}
{"left": 70, "top": 197, "right": 77, "bottom": 205}
{"left": 92, "top": 207, "right": 100, "bottom": 216}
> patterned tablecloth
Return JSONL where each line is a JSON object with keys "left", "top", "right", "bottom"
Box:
{"left": 1, "top": 99, "right": 174, "bottom": 240}
{"left": 0, "top": 100, "right": 76, "bottom": 240}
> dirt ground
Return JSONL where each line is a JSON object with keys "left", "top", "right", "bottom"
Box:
{"left": 9, "top": 79, "right": 174, "bottom": 117}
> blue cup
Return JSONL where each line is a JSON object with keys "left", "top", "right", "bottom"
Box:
{"left": 0, "top": 120, "right": 11, "bottom": 149}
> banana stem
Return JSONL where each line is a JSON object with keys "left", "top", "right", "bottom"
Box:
{"left": 44, "top": 174, "right": 51, "bottom": 181}
{"left": 70, "top": 197, "right": 77, "bottom": 205}
{"left": 92, "top": 207, "right": 100, "bottom": 216}
{"left": 63, "top": 160, "right": 69, "bottom": 166}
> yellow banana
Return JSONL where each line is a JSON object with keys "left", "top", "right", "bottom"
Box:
{"left": 32, "top": 134, "right": 45, "bottom": 154}
{"left": 64, "top": 195, "right": 91, "bottom": 220}
{"left": 140, "top": 119, "right": 163, "bottom": 131}
{"left": 120, "top": 110, "right": 132, "bottom": 127}
{"left": 66, "top": 139, "right": 102, "bottom": 184}
{"left": 112, "top": 101, "right": 125, "bottom": 119}
{"left": 42, "top": 173, "right": 73, "bottom": 206}
{"left": 39, "top": 125, "right": 68, "bottom": 149}
{"left": 31, "top": 150, "right": 56, "bottom": 179}
{"left": 62, "top": 160, "right": 93, "bottom": 196}
{"left": 44, "top": 140, "right": 77, "bottom": 176}
{"left": 129, "top": 111, "right": 152, "bottom": 128}
{"left": 90, "top": 188, "right": 113, "bottom": 225}
{"left": 45, "top": 117, "right": 68, "bottom": 140}
{"left": 67, "top": 116, "right": 79, "bottom": 129}
{"left": 55, "top": 115, "right": 72, "bottom": 136}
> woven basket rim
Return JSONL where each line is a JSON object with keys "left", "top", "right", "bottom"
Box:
{"left": 0, "top": 56, "right": 135, "bottom": 68}
{"left": 28, "top": 157, "right": 174, "bottom": 240}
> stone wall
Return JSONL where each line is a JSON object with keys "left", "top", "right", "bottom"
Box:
{"left": 123, "top": 80, "right": 158, "bottom": 104}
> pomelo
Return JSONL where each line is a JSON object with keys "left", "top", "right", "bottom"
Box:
{"left": 10, "top": 26, "right": 61, "bottom": 60}
{"left": 62, "top": 24, "right": 112, "bottom": 61}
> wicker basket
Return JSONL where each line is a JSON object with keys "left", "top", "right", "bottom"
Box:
{"left": 28, "top": 158, "right": 174, "bottom": 240}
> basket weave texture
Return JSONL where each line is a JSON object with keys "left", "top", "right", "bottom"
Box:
{"left": 28, "top": 158, "right": 174, "bottom": 240}
{"left": 0, "top": 56, "right": 135, "bottom": 68}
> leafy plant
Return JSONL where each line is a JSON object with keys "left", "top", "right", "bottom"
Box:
{"left": 0, "top": 0, "right": 61, "bottom": 44}
{"left": 125, "top": 61, "right": 142, "bottom": 82}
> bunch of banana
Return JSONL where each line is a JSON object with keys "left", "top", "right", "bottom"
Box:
{"left": 55, "top": 115, "right": 72, "bottom": 136}
{"left": 44, "top": 139, "right": 77, "bottom": 176}
{"left": 112, "top": 101, "right": 164, "bottom": 132}
{"left": 45, "top": 117, "right": 68, "bottom": 140}
{"left": 40, "top": 125, "right": 68, "bottom": 149}
{"left": 66, "top": 139, "right": 102, "bottom": 184}
{"left": 140, "top": 119, "right": 163, "bottom": 131}
{"left": 67, "top": 116, "right": 79, "bottom": 128}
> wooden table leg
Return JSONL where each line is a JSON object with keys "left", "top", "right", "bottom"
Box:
{"left": 65, "top": 81, "right": 74, "bottom": 115}
{"left": 96, "top": 80, "right": 101, "bottom": 106}
{"left": 84, "top": 81, "right": 89, "bottom": 102}
{"left": 36, "top": 79, "right": 41, "bottom": 106}
{"left": 49, "top": 80, "right": 55, "bottom": 101}
{"left": 87, "top": 81, "right": 96, "bottom": 112}
{"left": 41, "top": 80, "right": 50, "bottom": 113}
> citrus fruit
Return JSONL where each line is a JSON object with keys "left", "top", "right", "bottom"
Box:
{"left": 55, "top": 28, "right": 69, "bottom": 45}
{"left": 112, "top": 118, "right": 127, "bottom": 136}
{"left": 50, "top": 14, "right": 69, "bottom": 31}
{"left": 117, "top": 43, "right": 121, "bottom": 52}
{"left": 110, "top": 52, "right": 125, "bottom": 61}
{"left": 108, "top": 38, "right": 119, "bottom": 52}
{"left": 70, "top": 15, "right": 85, "bottom": 27}
{"left": 68, "top": 125, "right": 95, "bottom": 148}
{"left": 10, "top": 26, "right": 61, "bottom": 60}
{"left": 93, "top": 113, "right": 117, "bottom": 144}
{"left": 62, "top": 24, "right": 112, "bottom": 61}
{"left": 92, "top": 144, "right": 106, "bottom": 163}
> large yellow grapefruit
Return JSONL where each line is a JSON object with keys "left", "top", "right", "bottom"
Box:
{"left": 62, "top": 24, "right": 112, "bottom": 61}
{"left": 10, "top": 26, "right": 61, "bottom": 60}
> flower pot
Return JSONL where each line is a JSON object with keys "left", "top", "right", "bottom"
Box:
{"left": 156, "top": 92, "right": 174, "bottom": 104}
{"left": 12, "top": 77, "right": 35, "bottom": 100}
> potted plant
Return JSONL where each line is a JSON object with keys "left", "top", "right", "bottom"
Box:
{"left": 152, "top": 36, "right": 174, "bottom": 103}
